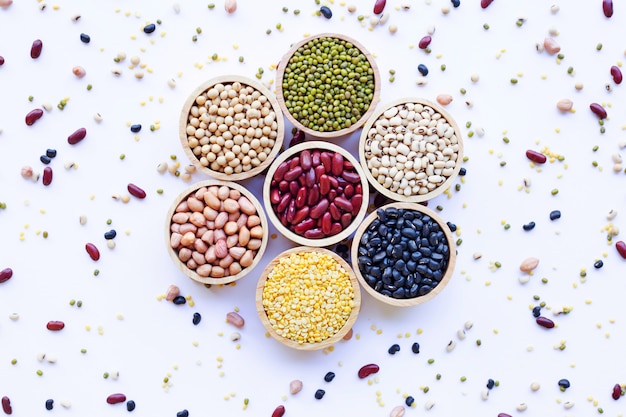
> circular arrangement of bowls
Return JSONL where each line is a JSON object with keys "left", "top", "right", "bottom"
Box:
{"left": 165, "top": 179, "right": 269, "bottom": 286}
{"left": 263, "top": 140, "right": 370, "bottom": 247}
{"left": 275, "top": 33, "right": 381, "bottom": 139}
{"left": 256, "top": 246, "right": 361, "bottom": 350}
{"left": 350, "top": 202, "right": 456, "bottom": 307}
{"left": 358, "top": 98, "right": 463, "bottom": 203}
{"left": 179, "top": 75, "right": 285, "bottom": 181}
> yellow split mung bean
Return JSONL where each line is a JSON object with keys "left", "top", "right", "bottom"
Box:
{"left": 262, "top": 251, "right": 355, "bottom": 344}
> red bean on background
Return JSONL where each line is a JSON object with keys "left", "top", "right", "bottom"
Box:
{"left": 373, "top": 0, "right": 386, "bottom": 14}
{"left": 30, "top": 39, "right": 43, "bottom": 59}
{"left": 106, "top": 393, "right": 127, "bottom": 404}
{"left": 603, "top": 0, "right": 613, "bottom": 18}
{"left": 1, "top": 396, "right": 11, "bottom": 415}
{"left": 46, "top": 320, "right": 65, "bottom": 331}
{"left": 272, "top": 405, "right": 286, "bottom": 417}
{"left": 481, "top": 0, "right": 494, "bottom": 8}
{"left": 610, "top": 65, "right": 622, "bottom": 84}
{"left": 358, "top": 363, "right": 380, "bottom": 379}
{"left": 127, "top": 183, "right": 146, "bottom": 199}
{"left": 42, "top": 166, "right": 53, "bottom": 186}
{"left": 85, "top": 242, "right": 100, "bottom": 261}
{"left": 612, "top": 383, "right": 622, "bottom": 400}
{"left": 615, "top": 241, "right": 626, "bottom": 259}
{"left": 25, "top": 108, "right": 43, "bottom": 126}
{"left": 418, "top": 35, "right": 432, "bottom": 49}
{"left": 525, "top": 150, "right": 547, "bottom": 164}
{"left": 536, "top": 316, "right": 555, "bottom": 329}
{"left": 67, "top": 127, "right": 87, "bottom": 145}
{"left": 590, "top": 102, "right": 607, "bottom": 119}
{"left": 0, "top": 267, "right": 12, "bottom": 283}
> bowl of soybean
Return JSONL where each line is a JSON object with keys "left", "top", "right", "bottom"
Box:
{"left": 262, "top": 140, "right": 370, "bottom": 247}
{"left": 255, "top": 246, "right": 361, "bottom": 350}
{"left": 165, "top": 179, "right": 269, "bottom": 286}
{"left": 179, "top": 75, "right": 285, "bottom": 181}
{"left": 350, "top": 202, "right": 456, "bottom": 307}
{"left": 275, "top": 33, "right": 381, "bottom": 139}
{"left": 358, "top": 98, "right": 464, "bottom": 203}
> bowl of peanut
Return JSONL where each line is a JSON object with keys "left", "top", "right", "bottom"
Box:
{"left": 179, "top": 75, "right": 285, "bottom": 181}
{"left": 165, "top": 180, "right": 268, "bottom": 285}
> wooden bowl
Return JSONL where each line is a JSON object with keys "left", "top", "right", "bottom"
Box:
{"left": 358, "top": 98, "right": 464, "bottom": 203}
{"left": 256, "top": 246, "right": 361, "bottom": 350}
{"left": 275, "top": 33, "right": 381, "bottom": 139}
{"left": 262, "top": 141, "right": 370, "bottom": 247}
{"left": 165, "top": 179, "right": 269, "bottom": 286}
{"left": 179, "top": 75, "right": 285, "bottom": 181}
{"left": 350, "top": 202, "right": 456, "bottom": 307}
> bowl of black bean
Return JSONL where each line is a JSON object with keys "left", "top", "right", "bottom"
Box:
{"left": 350, "top": 202, "right": 456, "bottom": 307}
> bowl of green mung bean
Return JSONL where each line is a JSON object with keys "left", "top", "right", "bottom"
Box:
{"left": 275, "top": 33, "right": 381, "bottom": 139}
{"left": 179, "top": 75, "right": 285, "bottom": 182}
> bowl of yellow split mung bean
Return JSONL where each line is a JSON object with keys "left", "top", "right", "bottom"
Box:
{"left": 255, "top": 246, "right": 361, "bottom": 350}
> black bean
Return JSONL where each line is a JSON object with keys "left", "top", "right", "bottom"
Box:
{"left": 549, "top": 210, "right": 561, "bottom": 220}
{"left": 446, "top": 222, "right": 457, "bottom": 232}
{"left": 459, "top": 167, "right": 467, "bottom": 176}
{"left": 173, "top": 295, "right": 186, "bottom": 305}
{"left": 451, "top": 0, "right": 461, "bottom": 7}
{"left": 405, "top": 396, "right": 415, "bottom": 406}
{"left": 130, "top": 124, "right": 142, "bottom": 133}
{"left": 143, "top": 23, "right": 156, "bottom": 34}
{"left": 319, "top": 6, "right": 332, "bottom": 18}
{"left": 418, "top": 64, "right": 429, "bottom": 76}
{"left": 45, "top": 399, "right": 54, "bottom": 410}
{"left": 80, "top": 33, "right": 91, "bottom": 43}
{"left": 411, "top": 342, "right": 420, "bottom": 354}
{"left": 522, "top": 221, "right": 536, "bottom": 231}
{"left": 40, "top": 155, "right": 51, "bottom": 164}
{"left": 192, "top": 312, "right": 201, "bottom": 325}
{"left": 104, "top": 229, "right": 117, "bottom": 240}
{"left": 532, "top": 306, "right": 541, "bottom": 317}
{"left": 486, "top": 378, "right": 495, "bottom": 389}
{"left": 324, "top": 371, "right": 335, "bottom": 382}
{"left": 558, "top": 379, "right": 570, "bottom": 389}
{"left": 388, "top": 344, "right": 401, "bottom": 354}
{"left": 314, "top": 389, "right": 326, "bottom": 399}
{"left": 127, "top": 400, "right": 136, "bottom": 411}
{"left": 594, "top": 260, "right": 604, "bottom": 269}
{"left": 46, "top": 148, "right": 57, "bottom": 158}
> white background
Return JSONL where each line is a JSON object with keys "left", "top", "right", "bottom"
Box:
{"left": 1, "top": 0, "right": 626, "bottom": 416}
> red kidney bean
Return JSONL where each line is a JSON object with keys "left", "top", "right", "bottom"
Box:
{"left": 341, "top": 213, "right": 352, "bottom": 228}
{"left": 341, "top": 170, "right": 360, "bottom": 184}
{"left": 278, "top": 180, "right": 289, "bottom": 193}
{"left": 610, "top": 65, "right": 622, "bottom": 84}
{"left": 305, "top": 167, "right": 316, "bottom": 187}
{"left": 67, "top": 127, "right": 87, "bottom": 145}
{"left": 273, "top": 161, "right": 289, "bottom": 181}
{"left": 329, "top": 202, "right": 341, "bottom": 220}
{"left": 536, "top": 316, "right": 555, "bottom": 328}
{"left": 344, "top": 184, "right": 355, "bottom": 198}
{"left": 1, "top": 396, "right": 11, "bottom": 415}
{"left": 331, "top": 152, "right": 344, "bottom": 176}
{"left": 289, "top": 180, "right": 300, "bottom": 197}
{"left": 30, "top": 39, "right": 43, "bottom": 59}
{"left": 373, "top": 0, "right": 386, "bottom": 14}
{"left": 296, "top": 187, "right": 307, "bottom": 208}
{"left": 85, "top": 242, "right": 100, "bottom": 261}
{"left": 320, "top": 152, "right": 332, "bottom": 173}
{"left": 272, "top": 405, "right": 286, "bottom": 417}
{"left": 319, "top": 174, "right": 330, "bottom": 195}
{"left": 612, "top": 383, "right": 622, "bottom": 400}
{"left": 590, "top": 102, "right": 607, "bottom": 119}
{"left": 327, "top": 175, "right": 339, "bottom": 189}
{"left": 333, "top": 196, "right": 353, "bottom": 212}
{"left": 307, "top": 184, "right": 320, "bottom": 206}
{"left": 304, "top": 228, "right": 324, "bottom": 238}
{"left": 276, "top": 193, "right": 291, "bottom": 214}
{"left": 292, "top": 207, "right": 309, "bottom": 224}
{"left": 497, "top": 414, "right": 512, "bottom": 417}
{"left": 46, "top": 320, "right": 65, "bottom": 331}
{"left": 358, "top": 363, "right": 380, "bottom": 379}
{"left": 615, "top": 241, "right": 626, "bottom": 258}
{"left": 0, "top": 267, "right": 13, "bottom": 283}
{"left": 0, "top": 56, "right": 4, "bottom": 66}
{"left": 294, "top": 218, "right": 316, "bottom": 234}
{"left": 270, "top": 189, "right": 281, "bottom": 205}
{"left": 351, "top": 194, "right": 363, "bottom": 216}
{"left": 25, "top": 108, "right": 43, "bottom": 126}
{"left": 330, "top": 222, "right": 342, "bottom": 235}
{"left": 284, "top": 166, "right": 303, "bottom": 182}
{"left": 343, "top": 160, "right": 354, "bottom": 170}
{"left": 526, "top": 149, "right": 547, "bottom": 164}
{"left": 127, "top": 183, "right": 146, "bottom": 199}
{"left": 322, "top": 212, "right": 332, "bottom": 234}
{"left": 42, "top": 166, "right": 53, "bottom": 186}
{"left": 286, "top": 199, "right": 296, "bottom": 223}
{"left": 289, "top": 129, "right": 305, "bottom": 147}
{"left": 310, "top": 199, "right": 329, "bottom": 219}
{"left": 418, "top": 35, "right": 431, "bottom": 49}
{"left": 311, "top": 150, "right": 321, "bottom": 165}
{"left": 288, "top": 156, "right": 300, "bottom": 169}
{"left": 106, "top": 393, "right": 127, "bottom": 404}
{"left": 355, "top": 183, "right": 362, "bottom": 194}
{"left": 300, "top": 150, "right": 312, "bottom": 170}
{"left": 481, "top": 0, "right": 494, "bottom": 8}
{"left": 603, "top": 0, "right": 613, "bottom": 18}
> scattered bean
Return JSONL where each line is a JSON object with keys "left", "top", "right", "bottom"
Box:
{"left": 319, "top": 6, "right": 332, "bottom": 18}
{"left": 224, "top": 0, "right": 237, "bottom": 13}
{"left": 388, "top": 344, "right": 401, "bottom": 354}
{"left": 289, "top": 380, "right": 303, "bottom": 395}
{"left": 390, "top": 405, "right": 405, "bottom": 417}
{"left": 418, "top": 35, "right": 432, "bottom": 49}
{"left": 85, "top": 242, "right": 101, "bottom": 261}
{"left": 324, "top": 371, "right": 336, "bottom": 382}
{"left": 46, "top": 320, "right": 65, "bottom": 331}
{"left": 0, "top": 267, "right": 13, "bottom": 283}
{"left": 176, "top": 409, "right": 189, "bottom": 417}
{"left": 589, "top": 102, "right": 607, "bottom": 119}
{"left": 106, "top": 393, "right": 126, "bottom": 404}
{"left": 42, "top": 167, "right": 53, "bottom": 186}
{"left": 556, "top": 98, "right": 573, "bottom": 112}
{"left": 192, "top": 312, "right": 201, "bottom": 325}
{"left": 358, "top": 363, "right": 380, "bottom": 379}
{"left": 526, "top": 150, "right": 547, "bottom": 164}
{"left": 67, "top": 127, "right": 87, "bottom": 145}
{"left": 173, "top": 295, "right": 186, "bottom": 305}
{"left": 603, "top": 0, "right": 613, "bottom": 17}
{"left": 127, "top": 400, "right": 136, "bottom": 411}
{"left": 411, "top": 342, "right": 420, "bottom": 353}
{"left": 610, "top": 65, "right": 622, "bottom": 84}
{"left": 543, "top": 37, "right": 561, "bottom": 55}
{"left": 536, "top": 316, "right": 555, "bottom": 329}
{"left": 497, "top": 414, "right": 512, "bottom": 417}
{"left": 314, "top": 389, "right": 325, "bottom": 399}
{"left": 25, "top": 108, "right": 44, "bottom": 126}
{"left": 72, "top": 66, "right": 86, "bottom": 78}
{"left": 127, "top": 183, "right": 146, "bottom": 199}
{"left": 612, "top": 383, "right": 622, "bottom": 400}
{"left": 481, "top": 0, "right": 494, "bottom": 8}
{"left": 437, "top": 94, "right": 453, "bottom": 106}
{"left": 45, "top": 399, "right": 54, "bottom": 410}
{"left": 143, "top": 23, "right": 156, "bottom": 34}
{"left": 549, "top": 210, "right": 561, "bottom": 220}
{"left": 31, "top": 39, "right": 43, "bottom": 59}
{"left": 616, "top": 241, "right": 626, "bottom": 258}
{"left": 272, "top": 405, "right": 285, "bottom": 417}
{"left": 226, "top": 311, "right": 244, "bottom": 328}
{"left": 374, "top": 0, "right": 386, "bottom": 14}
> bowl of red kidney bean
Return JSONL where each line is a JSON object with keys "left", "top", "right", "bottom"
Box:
{"left": 165, "top": 180, "right": 269, "bottom": 285}
{"left": 350, "top": 202, "right": 456, "bottom": 307}
{"left": 263, "top": 141, "right": 370, "bottom": 247}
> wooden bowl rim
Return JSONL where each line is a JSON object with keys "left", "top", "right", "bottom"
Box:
{"left": 165, "top": 179, "right": 269, "bottom": 286}
{"left": 358, "top": 97, "right": 464, "bottom": 203}
{"left": 275, "top": 32, "right": 381, "bottom": 139}
{"left": 179, "top": 75, "right": 285, "bottom": 181}
{"left": 255, "top": 246, "right": 361, "bottom": 350}
{"left": 262, "top": 140, "right": 370, "bottom": 247}
{"left": 350, "top": 202, "right": 457, "bottom": 307}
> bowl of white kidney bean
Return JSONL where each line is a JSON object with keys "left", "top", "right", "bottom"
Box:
{"left": 350, "top": 202, "right": 456, "bottom": 307}
{"left": 262, "top": 141, "right": 370, "bottom": 247}
{"left": 165, "top": 180, "right": 268, "bottom": 285}
{"left": 179, "top": 75, "right": 285, "bottom": 181}
{"left": 358, "top": 98, "right": 464, "bottom": 203}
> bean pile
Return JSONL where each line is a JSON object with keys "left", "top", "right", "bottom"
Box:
{"left": 269, "top": 148, "right": 363, "bottom": 240}
{"left": 356, "top": 207, "right": 451, "bottom": 299}
{"left": 363, "top": 101, "right": 461, "bottom": 198}
{"left": 183, "top": 81, "right": 279, "bottom": 175}
{"left": 281, "top": 36, "right": 376, "bottom": 132}
{"left": 169, "top": 184, "right": 264, "bottom": 279}
{"left": 262, "top": 250, "right": 355, "bottom": 344}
